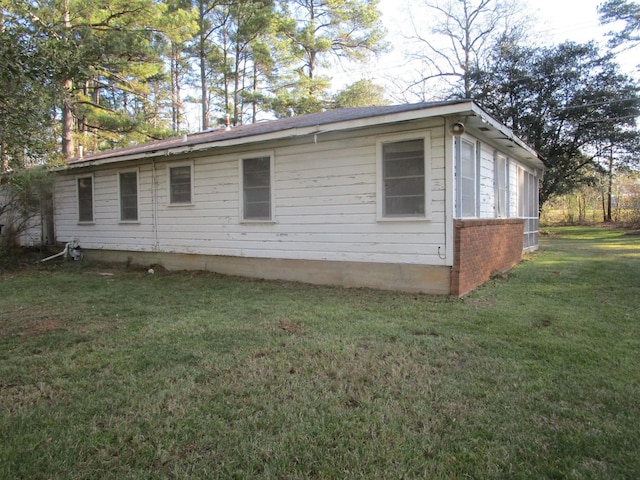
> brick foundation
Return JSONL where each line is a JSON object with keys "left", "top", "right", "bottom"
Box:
{"left": 451, "top": 218, "right": 525, "bottom": 297}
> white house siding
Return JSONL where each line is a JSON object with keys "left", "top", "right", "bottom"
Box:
{"left": 54, "top": 119, "right": 450, "bottom": 268}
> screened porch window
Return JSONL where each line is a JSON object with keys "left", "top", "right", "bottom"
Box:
{"left": 519, "top": 168, "right": 539, "bottom": 249}
{"left": 456, "top": 138, "right": 478, "bottom": 217}
{"left": 495, "top": 153, "right": 509, "bottom": 218}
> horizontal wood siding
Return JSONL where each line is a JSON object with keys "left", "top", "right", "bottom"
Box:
{"left": 54, "top": 119, "right": 449, "bottom": 267}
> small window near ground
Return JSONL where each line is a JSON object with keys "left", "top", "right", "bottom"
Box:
{"left": 169, "top": 164, "right": 192, "bottom": 204}
{"left": 242, "top": 156, "right": 272, "bottom": 221}
{"left": 382, "top": 139, "right": 425, "bottom": 217}
{"left": 119, "top": 171, "right": 138, "bottom": 221}
{"left": 77, "top": 175, "right": 93, "bottom": 223}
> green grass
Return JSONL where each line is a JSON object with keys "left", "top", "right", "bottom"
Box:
{"left": 1, "top": 226, "right": 639, "bottom": 479}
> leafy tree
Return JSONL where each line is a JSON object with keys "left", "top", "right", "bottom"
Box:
{"left": 207, "top": 0, "right": 276, "bottom": 125}
{"left": 191, "top": 0, "right": 226, "bottom": 131}
{"left": 593, "top": 130, "right": 640, "bottom": 221}
{"left": 157, "top": 0, "right": 199, "bottom": 133}
{"left": 0, "top": 17, "right": 61, "bottom": 170}
{"left": 69, "top": 0, "right": 178, "bottom": 153}
{"left": 333, "top": 79, "right": 387, "bottom": 108}
{"left": 273, "top": 0, "right": 387, "bottom": 115}
{"left": 0, "top": 168, "right": 54, "bottom": 254}
{"left": 473, "top": 41, "right": 640, "bottom": 208}
{"left": 599, "top": 0, "right": 640, "bottom": 49}
{"left": 7, "top": 0, "right": 185, "bottom": 157}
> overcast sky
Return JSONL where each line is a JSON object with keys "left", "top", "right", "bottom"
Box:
{"left": 329, "top": 0, "right": 635, "bottom": 98}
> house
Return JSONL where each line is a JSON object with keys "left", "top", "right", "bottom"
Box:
{"left": 53, "top": 100, "right": 544, "bottom": 296}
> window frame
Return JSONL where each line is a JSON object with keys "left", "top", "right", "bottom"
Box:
{"left": 118, "top": 168, "right": 140, "bottom": 223}
{"left": 494, "top": 152, "right": 509, "bottom": 218}
{"left": 376, "top": 131, "right": 432, "bottom": 222}
{"left": 518, "top": 166, "right": 540, "bottom": 250}
{"left": 239, "top": 151, "right": 275, "bottom": 223}
{"left": 455, "top": 136, "right": 481, "bottom": 218}
{"left": 167, "top": 162, "right": 194, "bottom": 206}
{"left": 76, "top": 174, "right": 95, "bottom": 224}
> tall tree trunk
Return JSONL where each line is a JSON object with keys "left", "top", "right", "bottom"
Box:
{"left": 171, "top": 42, "right": 181, "bottom": 133}
{"left": 61, "top": 0, "right": 74, "bottom": 159}
{"left": 92, "top": 81, "right": 100, "bottom": 152}
{"left": 222, "top": 25, "right": 230, "bottom": 120}
{"left": 252, "top": 62, "right": 258, "bottom": 123}
{"left": 606, "top": 146, "right": 614, "bottom": 222}
{"left": 198, "top": 2, "right": 209, "bottom": 131}
{"left": 233, "top": 45, "right": 241, "bottom": 125}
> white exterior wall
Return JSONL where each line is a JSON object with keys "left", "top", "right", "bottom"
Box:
{"left": 54, "top": 119, "right": 450, "bottom": 267}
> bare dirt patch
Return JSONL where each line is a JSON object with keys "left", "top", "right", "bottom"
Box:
{"left": 0, "top": 306, "right": 66, "bottom": 338}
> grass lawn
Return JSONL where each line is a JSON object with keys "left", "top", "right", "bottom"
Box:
{"left": 1, "top": 226, "right": 639, "bottom": 479}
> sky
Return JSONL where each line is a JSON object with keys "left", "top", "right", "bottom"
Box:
{"left": 527, "top": 0, "right": 606, "bottom": 43}
{"left": 330, "top": 0, "right": 636, "bottom": 99}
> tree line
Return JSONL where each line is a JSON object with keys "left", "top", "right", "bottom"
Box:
{"left": 1, "top": 0, "right": 639, "bottom": 219}
{"left": 1, "top": 0, "right": 387, "bottom": 163}
{"left": 397, "top": 0, "right": 640, "bottom": 218}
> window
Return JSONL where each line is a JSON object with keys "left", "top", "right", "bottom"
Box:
{"left": 518, "top": 167, "right": 539, "bottom": 249}
{"left": 456, "top": 138, "right": 479, "bottom": 217}
{"left": 77, "top": 175, "right": 94, "bottom": 223}
{"left": 241, "top": 155, "right": 272, "bottom": 221}
{"left": 381, "top": 139, "right": 426, "bottom": 217}
{"left": 169, "top": 164, "right": 192, "bottom": 204}
{"left": 119, "top": 170, "right": 138, "bottom": 221}
{"left": 495, "top": 153, "right": 509, "bottom": 218}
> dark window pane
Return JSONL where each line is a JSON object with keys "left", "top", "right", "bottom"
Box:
{"left": 119, "top": 172, "right": 138, "bottom": 221}
{"left": 385, "top": 196, "right": 425, "bottom": 216}
{"left": 383, "top": 139, "right": 423, "bottom": 158}
{"left": 170, "top": 166, "right": 191, "bottom": 203}
{"left": 382, "top": 139, "right": 425, "bottom": 217}
{"left": 385, "top": 177, "right": 425, "bottom": 197}
{"left": 243, "top": 156, "right": 270, "bottom": 173}
{"left": 78, "top": 177, "right": 93, "bottom": 222}
{"left": 384, "top": 157, "right": 425, "bottom": 178}
{"left": 243, "top": 157, "right": 271, "bottom": 220}
{"left": 244, "top": 186, "right": 271, "bottom": 203}
{"left": 244, "top": 171, "right": 270, "bottom": 188}
{"left": 245, "top": 202, "right": 271, "bottom": 219}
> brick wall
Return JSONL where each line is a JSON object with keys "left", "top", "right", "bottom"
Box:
{"left": 451, "top": 218, "right": 525, "bottom": 297}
